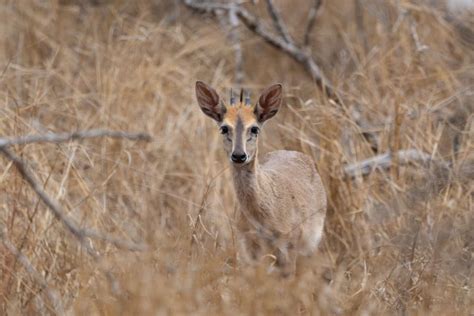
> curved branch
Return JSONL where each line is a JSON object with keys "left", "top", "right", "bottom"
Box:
{"left": 183, "top": 0, "right": 341, "bottom": 103}
{"left": 0, "top": 147, "right": 147, "bottom": 253}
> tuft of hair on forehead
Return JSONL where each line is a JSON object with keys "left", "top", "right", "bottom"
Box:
{"left": 229, "top": 88, "right": 252, "bottom": 107}
{"left": 225, "top": 87, "right": 256, "bottom": 126}
{"left": 223, "top": 101, "right": 257, "bottom": 126}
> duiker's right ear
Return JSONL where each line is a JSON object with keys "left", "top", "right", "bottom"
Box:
{"left": 255, "top": 83, "right": 282, "bottom": 123}
{"left": 195, "top": 81, "right": 224, "bottom": 122}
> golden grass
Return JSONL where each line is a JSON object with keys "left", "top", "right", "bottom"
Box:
{"left": 0, "top": 0, "right": 472, "bottom": 314}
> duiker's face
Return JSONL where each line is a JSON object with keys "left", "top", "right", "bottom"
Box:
{"left": 195, "top": 82, "right": 282, "bottom": 166}
{"left": 220, "top": 103, "right": 259, "bottom": 164}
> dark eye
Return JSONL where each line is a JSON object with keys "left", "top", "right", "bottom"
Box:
{"left": 220, "top": 126, "right": 229, "bottom": 134}
{"left": 250, "top": 126, "right": 259, "bottom": 135}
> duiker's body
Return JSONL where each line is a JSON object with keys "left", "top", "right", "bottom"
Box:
{"left": 195, "top": 82, "right": 326, "bottom": 276}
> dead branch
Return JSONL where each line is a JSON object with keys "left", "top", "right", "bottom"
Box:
{"left": 0, "top": 225, "right": 64, "bottom": 314}
{"left": 265, "top": 0, "right": 293, "bottom": 44}
{"left": 0, "top": 147, "right": 147, "bottom": 253}
{"left": 183, "top": 0, "right": 340, "bottom": 102}
{"left": 0, "top": 128, "right": 150, "bottom": 297}
{"left": 0, "top": 129, "right": 151, "bottom": 148}
{"left": 304, "top": 0, "right": 322, "bottom": 47}
{"left": 343, "top": 149, "right": 451, "bottom": 179}
{"left": 183, "top": 0, "right": 382, "bottom": 152}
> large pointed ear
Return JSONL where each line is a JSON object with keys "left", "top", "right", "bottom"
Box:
{"left": 255, "top": 84, "right": 282, "bottom": 123}
{"left": 195, "top": 81, "right": 224, "bottom": 122}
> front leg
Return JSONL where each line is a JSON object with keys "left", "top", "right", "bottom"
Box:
{"left": 275, "top": 242, "right": 297, "bottom": 277}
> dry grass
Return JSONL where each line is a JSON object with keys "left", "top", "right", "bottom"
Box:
{"left": 0, "top": 0, "right": 472, "bottom": 314}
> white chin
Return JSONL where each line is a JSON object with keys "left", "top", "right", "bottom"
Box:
{"left": 230, "top": 158, "right": 249, "bottom": 165}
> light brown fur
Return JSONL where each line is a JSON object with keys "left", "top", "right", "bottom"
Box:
{"left": 223, "top": 102, "right": 256, "bottom": 128}
{"left": 195, "top": 82, "right": 327, "bottom": 276}
{"left": 233, "top": 150, "right": 326, "bottom": 275}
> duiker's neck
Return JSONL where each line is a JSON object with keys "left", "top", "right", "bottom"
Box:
{"left": 231, "top": 155, "right": 260, "bottom": 201}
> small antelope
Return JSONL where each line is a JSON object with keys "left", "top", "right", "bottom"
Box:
{"left": 195, "top": 81, "right": 327, "bottom": 276}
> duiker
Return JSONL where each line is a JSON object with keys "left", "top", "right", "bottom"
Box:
{"left": 195, "top": 81, "right": 327, "bottom": 276}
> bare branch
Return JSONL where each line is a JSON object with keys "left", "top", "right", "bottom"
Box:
{"left": 265, "top": 0, "right": 293, "bottom": 44}
{"left": 0, "top": 129, "right": 152, "bottom": 148}
{"left": 234, "top": 8, "right": 337, "bottom": 102}
{"left": 183, "top": 0, "right": 341, "bottom": 103}
{"left": 343, "top": 149, "right": 450, "bottom": 179}
{"left": 0, "top": 129, "right": 149, "bottom": 299}
{"left": 0, "top": 147, "right": 146, "bottom": 253}
{"left": 0, "top": 225, "right": 64, "bottom": 314}
{"left": 304, "top": 0, "right": 322, "bottom": 47}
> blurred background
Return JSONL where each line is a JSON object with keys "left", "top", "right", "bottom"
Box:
{"left": 0, "top": 0, "right": 472, "bottom": 314}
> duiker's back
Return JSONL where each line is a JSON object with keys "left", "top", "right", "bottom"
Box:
{"left": 259, "top": 150, "right": 327, "bottom": 254}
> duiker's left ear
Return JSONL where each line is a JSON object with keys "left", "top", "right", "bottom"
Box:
{"left": 255, "top": 84, "right": 282, "bottom": 123}
{"left": 195, "top": 81, "right": 224, "bottom": 122}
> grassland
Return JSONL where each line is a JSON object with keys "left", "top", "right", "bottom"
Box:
{"left": 0, "top": 0, "right": 472, "bottom": 314}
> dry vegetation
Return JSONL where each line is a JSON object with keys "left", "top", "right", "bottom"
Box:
{"left": 0, "top": 0, "right": 473, "bottom": 314}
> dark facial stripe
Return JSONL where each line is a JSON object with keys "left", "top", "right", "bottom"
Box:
{"left": 233, "top": 116, "right": 245, "bottom": 155}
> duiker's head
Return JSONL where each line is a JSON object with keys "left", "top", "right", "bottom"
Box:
{"left": 195, "top": 81, "right": 282, "bottom": 166}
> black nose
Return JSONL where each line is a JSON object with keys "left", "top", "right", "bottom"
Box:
{"left": 231, "top": 152, "right": 247, "bottom": 163}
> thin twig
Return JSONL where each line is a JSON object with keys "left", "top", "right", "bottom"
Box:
{"left": 0, "top": 147, "right": 146, "bottom": 253}
{"left": 303, "top": 0, "right": 322, "bottom": 47}
{"left": 0, "top": 129, "right": 152, "bottom": 148}
{"left": 0, "top": 226, "right": 64, "bottom": 314}
{"left": 343, "top": 149, "right": 451, "bottom": 179}
{"left": 190, "top": 181, "right": 213, "bottom": 249}
{"left": 265, "top": 0, "right": 293, "bottom": 44}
